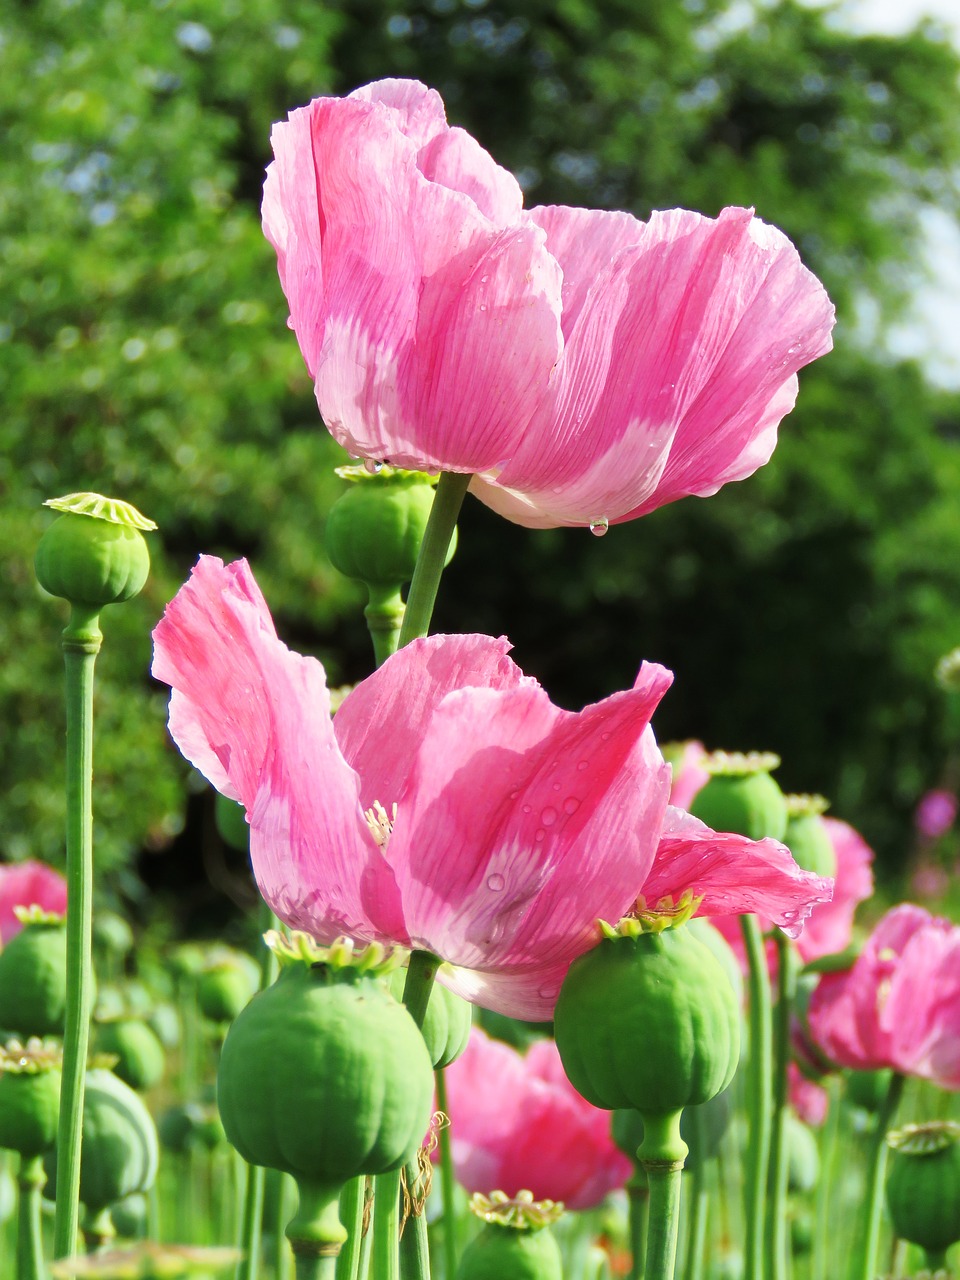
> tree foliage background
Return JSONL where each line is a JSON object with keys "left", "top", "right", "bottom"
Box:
{"left": 3, "top": 0, "right": 960, "bottom": 917}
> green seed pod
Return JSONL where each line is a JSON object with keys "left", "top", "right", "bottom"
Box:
{"left": 197, "top": 951, "right": 259, "bottom": 1024}
{"left": 44, "top": 1067, "right": 159, "bottom": 1214}
{"left": 109, "top": 1190, "right": 149, "bottom": 1240}
{"left": 885, "top": 1122, "right": 960, "bottom": 1255}
{"left": 0, "top": 1039, "right": 62, "bottom": 1159}
{"left": 95, "top": 1018, "right": 166, "bottom": 1091}
{"left": 388, "top": 967, "right": 472, "bottom": 1069}
{"left": 456, "top": 1192, "right": 564, "bottom": 1280}
{"left": 34, "top": 493, "right": 154, "bottom": 609}
{"left": 786, "top": 1113, "right": 820, "bottom": 1193}
{"left": 0, "top": 912, "right": 69, "bottom": 1037}
{"left": 554, "top": 922, "right": 740, "bottom": 1117}
{"left": 217, "top": 937, "right": 434, "bottom": 1186}
{"left": 157, "top": 1100, "right": 223, "bottom": 1155}
{"left": 689, "top": 751, "right": 787, "bottom": 842}
{"left": 325, "top": 467, "right": 453, "bottom": 589}
{"left": 612, "top": 1086, "right": 733, "bottom": 1171}
{"left": 784, "top": 795, "right": 836, "bottom": 879}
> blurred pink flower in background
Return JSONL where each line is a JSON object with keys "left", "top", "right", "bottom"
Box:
{"left": 0, "top": 860, "right": 67, "bottom": 944}
{"left": 441, "top": 1027, "right": 632, "bottom": 1208}
{"left": 666, "top": 741, "right": 710, "bottom": 812}
{"left": 263, "top": 78, "right": 835, "bottom": 530}
{"left": 153, "top": 558, "right": 831, "bottom": 1019}
{"left": 788, "top": 1062, "right": 828, "bottom": 1127}
{"left": 914, "top": 788, "right": 958, "bottom": 840}
{"left": 806, "top": 903, "right": 960, "bottom": 1090}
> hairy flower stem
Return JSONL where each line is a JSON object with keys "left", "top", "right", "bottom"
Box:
{"left": 397, "top": 472, "right": 471, "bottom": 647}
{"left": 53, "top": 604, "right": 102, "bottom": 1260}
{"left": 740, "top": 914, "right": 773, "bottom": 1280}
{"left": 236, "top": 907, "right": 282, "bottom": 1280}
{"left": 857, "top": 1072, "right": 904, "bottom": 1280}
{"left": 638, "top": 1111, "right": 687, "bottom": 1280}
{"left": 765, "top": 933, "right": 797, "bottom": 1280}
{"left": 434, "top": 1069, "right": 459, "bottom": 1280}
{"left": 17, "top": 1155, "right": 46, "bottom": 1280}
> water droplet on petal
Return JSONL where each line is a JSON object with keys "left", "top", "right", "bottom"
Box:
{"left": 480, "top": 274, "right": 489, "bottom": 283}
{"left": 563, "top": 796, "right": 580, "bottom": 815}
{"left": 576, "top": 760, "right": 589, "bottom": 771}
{"left": 363, "top": 458, "right": 384, "bottom": 474}
{"left": 538, "top": 982, "right": 560, "bottom": 1000}
{"left": 534, "top": 828, "right": 546, "bottom": 842}
{"left": 552, "top": 781, "right": 561, "bottom": 792}
{"left": 522, "top": 804, "right": 532, "bottom": 814}
{"left": 487, "top": 873, "right": 505, "bottom": 892}
{"left": 541, "top": 806, "right": 557, "bottom": 826}
{"left": 589, "top": 517, "right": 609, "bottom": 537}
{"left": 479, "top": 304, "right": 487, "bottom": 312}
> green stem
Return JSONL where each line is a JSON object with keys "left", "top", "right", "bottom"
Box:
{"left": 638, "top": 1111, "right": 688, "bottom": 1280}
{"left": 53, "top": 604, "right": 102, "bottom": 1260}
{"left": 372, "top": 1168, "right": 401, "bottom": 1280}
{"left": 857, "top": 1072, "right": 904, "bottom": 1280}
{"left": 922, "top": 1247, "right": 950, "bottom": 1271}
{"left": 365, "top": 585, "right": 405, "bottom": 668}
{"left": 433, "top": 1070, "right": 458, "bottom": 1280}
{"left": 335, "top": 1179, "right": 365, "bottom": 1280}
{"left": 627, "top": 1169, "right": 649, "bottom": 1280}
{"left": 740, "top": 914, "right": 773, "bottom": 1280}
{"left": 812, "top": 1076, "right": 841, "bottom": 1280}
{"left": 17, "top": 1154, "right": 46, "bottom": 1280}
{"left": 397, "top": 472, "right": 471, "bottom": 648}
{"left": 766, "top": 933, "right": 797, "bottom": 1280}
{"left": 286, "top": 1180, "right": 346, "bottom": 1280}
{"left": 275, "top": 1173, "right": 296, "bottom": 1280}
{"left": 399, "top": 1206, "right": 431, "bottom": 1280}
{"left": 683, "top": 1109, "right": 709, "bottom": 1280}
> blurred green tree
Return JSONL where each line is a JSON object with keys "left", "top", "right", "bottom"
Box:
{"left": 2, "top": 0, "right": 960, "bottom": 893}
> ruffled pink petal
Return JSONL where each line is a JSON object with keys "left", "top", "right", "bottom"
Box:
{"left": 643, "top": 807, "right": 833, "bottom": 936}
{"left": 152, "top": 557, "right": 403, "bottom": 944}
{"left": 0, "top": 861, "right": 68, "bottom": 943}
{"left": 806, "top": 967, "right": 878, "bottom": 1071}
{"left": 439, "top": 956, "right": 574, "bottom": 1022}
{"left": 667, "top": 741, "right": 710, "bottom": 812}
{"left": 883, "top": 922, "right": 960, "bottom": 1087}
{"left": 390, "top": 664, "right": 673, "bottom": 980}
{"left": 473, "top": 206, "right": 835, "bottom": 528}
{"left": 417, "top": 126, "right": 523, "bottom": 225}
{"left": 333, "top": 634, "right": 528, "bottom": 816}
{"left": 348, "top": 78, "right": 448, "bottom": 148}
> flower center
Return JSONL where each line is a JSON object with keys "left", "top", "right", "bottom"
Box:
{"left": 365, "top": 800, "right": 397, "bottom": 848}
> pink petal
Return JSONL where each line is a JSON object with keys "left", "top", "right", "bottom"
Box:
{"left": 0, "top": 861, "right": 68, "bottom": 943}
{"left": 152, "top": 557, "right": 403, "bottom": 944}
{"left": 473, "top": 206, "right": 835, "bottom": 528}
{"left": 348, "top": 79, "right": 448, "bottom": 148}
{"left": 644, "top": 807, "right": 834, "bottom": 936}
{"left": 392, "top": 663, "right": 673, "bottom": 977}
{"left": 439, "top": 956, "right": 574, "bottom": 1022}
{"left": 796, "top": 818, "right": 874, "bottom": 963}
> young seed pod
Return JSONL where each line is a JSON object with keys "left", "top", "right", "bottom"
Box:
{"left": 94, "top": 1018, "right": 166, "bottom": 1091}
{"left": 0, "top": 912, "right": 70, "bottom": 1037}
{"left": 0, "top": 1039, "right": 62, "bottom": 1159}
{"left": 34, "top": 493, "right": 154, "bottom": 609}
{"left": 784, "top": 795, "right": 836, "bottom": 878}
{"left": 885, "top": 1122, "right": 960, "bottom": 1257}
{"left": 456, "top": 1192, "right": 564, "bottom": 1280}
{"left": 388, "top": 966, "right": 472, "bottom": 1069}
{"left": 689, "top": 751, "right": 787, "bottom": 842}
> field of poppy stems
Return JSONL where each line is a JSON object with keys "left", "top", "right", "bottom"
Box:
{"left": 2, "top": 75, "right": 959, "bottom": 1280}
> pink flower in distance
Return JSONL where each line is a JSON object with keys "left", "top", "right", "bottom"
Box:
{"left": 914, "top": 788, "right": 958, "bottom": 840}
{"left": 0, "top": 861, "right": 67, "bottom": 944}
{"left": 806, "top": 903, "right": 960, "bottom": 1090}
{"left": 788, "top": 1062, "right": 828, "bottom": 1128}
{"left": 152, "top": 558, "right": 830, "bottom": 1019}
{"left": 263, "top": 79, "right": 836, "bottom": 530}
{"left": 441, "top": 1027, "right": 631, "bottom": 1209}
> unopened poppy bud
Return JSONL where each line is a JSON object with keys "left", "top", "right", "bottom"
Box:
{"left": 456, "top": 1191, "right": 564, "bottom": 1280}
{"left": 35, "top": 493, "right": 154, "bottom": 610}
{"left": 784, "top": 795, "right": 836, "bottom": 878}
{"left": 689, "top": 751, "right": 787, "bottom": 841}
{"left": 196, "top": 950, "right": 259, "bottom": 1024}
{"left": 94, "top": 1018, "right": 166, "bottom": 1091}
{"left": 387, "top": 965, "right": 472, "bottom": 1069}
{"left": 885, "top": 1121, "right": 960, "bottom": 1263}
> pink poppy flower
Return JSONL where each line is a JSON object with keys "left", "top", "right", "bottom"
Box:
{"left": 788, "top": 1062, "right": 828, "bottom": 1128}
{"left": 806, "top": 903, "right": 960, "bottom": 1090}
{"left": 152, "top": 557, "right": 831, "bottom": 1019}
{"left": 665, "top": 741, "right": 710, "bottom": 812}
{"left": 0, "top": 861, "right": 67, "bottom": 944}
{"left": 441, "top": 1027, "right": 632, "bottom": 1209}
{"left": 263, "top": 79, "right": 835, "bottom": 530}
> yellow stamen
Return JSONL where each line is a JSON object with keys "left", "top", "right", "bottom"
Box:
{"left": 365, "top": 800, "right": 398, "bottom": 847}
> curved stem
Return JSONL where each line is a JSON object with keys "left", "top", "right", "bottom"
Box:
{"left": 857, "top": 1072, "right": 904, "bottom": 1280}
{"left": 397, "top": 472, "right": 471, "bottom": 648}
{"left": 433, "top": 1070, "right": 458, "bottom": 1280}
{"left": 740, "top": 914, "right": 773, "bottom": 1280}
{"left": 765, "top": 932, "right": 797, "bottom": 1280}
{"left": 53, "top": 606, "right": 102, "bottom": 1260}
{"left": 638, "top": 1111, "right": 687, "bottom": 1280}
{"left": 17, "top": 1154, "right": 46, "bottom": 1280}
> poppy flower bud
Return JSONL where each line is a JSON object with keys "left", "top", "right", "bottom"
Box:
{"left": 784, "top": 795, "right": 836, "bottom": 879}
{"left": 387, "top": 965, "right": 472, "bottom": 1069}
{"left": 0, "top": 1038, "right": 62, "bottom": 1159}
{"left": 196, "top": 950, "right": 259, "bottom": 1024}
{"left": 885, "top": 1122, "right": 960, "bottom": 1263}
{"left": 0, "top": 909, "right": 70, "bottom": 1037}
{"left": 34, "top": 493, "right": 154, "bottom": 611}
{"left": 94, "top": 1017, "right": 166, "bottom": 1091}
{"left": 689, "top": 751, "right": 787, "bottom": 842}
{"left": 217, "top": 934, "right": 434, "bottom": 1259}
{"left": 455, "top": 1191, "right": 564, "bottom": 1280}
